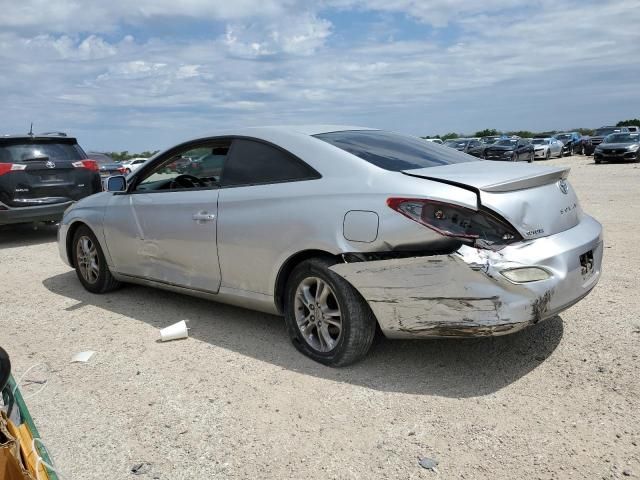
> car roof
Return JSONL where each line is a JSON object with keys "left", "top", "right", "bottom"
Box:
{"left": 0, "top": 134, "right": 78, "bottom": 142}
{"left": 206, "top": 125, "right": 377, "bottom": 137}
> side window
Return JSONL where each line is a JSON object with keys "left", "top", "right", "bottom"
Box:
{"left": 134, "top": 142, "right": 230, "bottom": 192}
{"left": 221, "top": 139, "right": 319, "bottom": 187}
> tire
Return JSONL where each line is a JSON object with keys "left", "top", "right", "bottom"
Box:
{"left": 545, "top": 149, "right": 550, "bottom": 160}
{"left": 595, "top": 158, "right": 601, "bottom": 164}
{"left": 72, "top": 225, "right": 121, "bottom": 294}
{"left": 284, "top": 257, "right": 377, "bottom": 367}
{"left": 559, "top": 149, "right": 564, "bottom": 158}
{"left": 528, "top": 153, "right": 534, "bottom": 163}
{"left": 568, "top": 145, "right": 573, "bottom": 156}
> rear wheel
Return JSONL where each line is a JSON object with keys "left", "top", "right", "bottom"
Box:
{"left": 72, "top": 225, "right": 121, "bottom": 294}
{"left": 284, "top": 258, "right": 376, "bottom": 366}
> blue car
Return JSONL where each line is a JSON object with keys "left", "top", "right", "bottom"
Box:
{"left": 553, "top": 132, "right": 584, "bottom": 156}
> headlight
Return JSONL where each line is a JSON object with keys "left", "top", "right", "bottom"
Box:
{"left": 628, "top": 144, "right": 639, "bottom": 152}
{"left": 501, "top": 267, "right": 551, "bottom": 283}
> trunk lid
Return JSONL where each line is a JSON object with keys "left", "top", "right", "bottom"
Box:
{"left": 402, "top": 161, "right": 581, "bottom": 240}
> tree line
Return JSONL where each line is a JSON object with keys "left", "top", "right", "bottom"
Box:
{"left": 104, "top": 150, "right": 160, "bottom": 161}
{"left": 423, "top": 119, "right": 640, "bottom": 140}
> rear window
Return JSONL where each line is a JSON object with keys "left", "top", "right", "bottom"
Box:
{"left": 314, "top": 130, "right": 476, "bottom": 171}
{"left": 0, "top": 141, "right": 85, "bottom": 163}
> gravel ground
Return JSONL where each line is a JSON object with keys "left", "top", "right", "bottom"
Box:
{"left": 1, "top": 155, "right": 638, "bottom": 479}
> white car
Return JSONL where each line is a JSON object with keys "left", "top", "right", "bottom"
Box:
{"left": 121, "top": 157, "right": 149, "bottom": 173}
{"left": 531, "top": 138, "right": 563, "bottom": 160}
{"left": 424, "top": 138, "right": 443, "bottom": 144}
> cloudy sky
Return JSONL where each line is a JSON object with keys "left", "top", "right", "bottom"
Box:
{"left": 1, "top": 0, "right": 639, "bottom": 151}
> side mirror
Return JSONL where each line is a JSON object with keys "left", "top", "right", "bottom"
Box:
{"left": 0, "top": 346, "right": 10, "bottom": 392}
{"left": 106, "top": 175, "right": 127, "bottom": 192}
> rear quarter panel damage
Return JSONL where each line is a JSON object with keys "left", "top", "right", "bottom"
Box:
{"left": 330, "top": 251, "right": 552, "bottom": 339}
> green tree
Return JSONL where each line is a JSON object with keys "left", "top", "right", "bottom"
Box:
{"left": 474, "top": 128, "right": 499, "bottom": 138}
{"left": 616, "top": 119, "right": 640, "bottom": 127}
{"left": 441, "top": 132, "right": 459, "bottom": 140}
{"left": 507, "top": 130, "right": 535, "bottom": 138}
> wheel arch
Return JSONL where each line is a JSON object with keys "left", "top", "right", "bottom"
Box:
{"left": 66, "top": 221, "right": 95, "bottom": 268}
{"left": 274, "top": 249, "right": 340, "bottom": 314}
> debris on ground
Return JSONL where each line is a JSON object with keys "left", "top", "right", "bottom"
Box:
{"left": 131, "top": 462, "right": 152, "bottom": 475}
{"left": 159, "top": 320, "right": 189, "bottom": 342}
{"left": 418, "top": 456, "right": 439, "bottom": 472}
{"left": 70, "top": 351, "right": 95, "bottom": 363}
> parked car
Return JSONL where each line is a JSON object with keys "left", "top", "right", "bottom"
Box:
{"left": 625, "top": 126, "right": 639, "bottom": 133}
{"left": 87, "top": 152, "right": 127, "bottom": 178}
{"left": 553, "top": 132, "right": 584, "bottom": 156}
{"left": 443, "top": 138, "right": 485, "bottom": 158}
{"left": 583, "top": 126, "right": 629, "bottom": 155}
{"left": 483, "top": 138, "right": 534, "bottom": 162}
{"left": 121, "top": 157, "right": 149, "bottom": 174}
{"left": 531, "top": 137, "right": 564, "bottom": 160}
{"left": 57, "top": 126, "right": 602, "bottom": 366}
{"left": 594, "top": 132, "right": 640, "bottom": 164}
{"left": 0, "top": 133, "right": 102, "bottom": 225}
{"left": 424, "top": 138, "right": 443, "bottom": 144}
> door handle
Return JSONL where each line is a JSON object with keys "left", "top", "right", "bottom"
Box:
{"left": 192, "top": 212, "right": 216, "bottom": 222}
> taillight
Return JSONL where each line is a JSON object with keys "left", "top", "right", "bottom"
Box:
{"left": 387, "top": 198, "right": 521, "bottom": 248}
{"left": 0, "top": 163, "right": 27, "bottom": 176}
{"left": 72, "top": 160, "right": 99, "bottom": 172}
{"left": 117, "top": 166, "right": 127, "bottom": 174}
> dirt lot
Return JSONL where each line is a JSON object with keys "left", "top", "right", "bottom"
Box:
{"left": 1, "top": 155, "right": 638, "bottom": 479}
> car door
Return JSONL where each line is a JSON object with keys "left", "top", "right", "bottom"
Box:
{"left": 103, "top": 141, "right": 229, "bottom": 293}
{"left": 216, "top": 138, "right": 321, "bottom": 295}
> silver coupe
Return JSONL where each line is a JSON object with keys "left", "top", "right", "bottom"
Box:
{"left": 57, "top": 126, "right": 603, "bottom": 366}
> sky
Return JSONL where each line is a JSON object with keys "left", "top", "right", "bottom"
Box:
{"left": 1, "top": 0, "right": 639, "bottom": 152}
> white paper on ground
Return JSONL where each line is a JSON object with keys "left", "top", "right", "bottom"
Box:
{"left": 71, "top": 351, "right": 95, "bottom": 363}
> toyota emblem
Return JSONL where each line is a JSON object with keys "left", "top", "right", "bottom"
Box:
{"left": 45, "top": 160, "right": 56, "bottom": 169}
{"left": 558, "top": 179, "right": 569, "bottom": 194}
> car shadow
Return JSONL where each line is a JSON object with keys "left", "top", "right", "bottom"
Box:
{"left": 0, "top": 223, "right": 58, "bottom": 248}
{"left": 43, "top": 271, "right": 563, "bottom": 398}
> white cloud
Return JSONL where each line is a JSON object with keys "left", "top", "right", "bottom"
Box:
{"left": 0, "top": 1, "right": 639, "bottom": 151}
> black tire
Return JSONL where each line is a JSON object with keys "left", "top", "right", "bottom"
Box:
{"left": 595, "top": 158, "right": 601, "bottom": 164}
{"left": 559, "top": 149, "right": 564, "bottom": 158}
{"left": 545, "top": 149, "right": 550, "bottom": 160}
{"left": 528, "top": 152, "right": 534, "bottom": 163}
{"left": 72, "top": 225, "right": 121, "bottom": 294}
{"left": 284, "top": 257, "right": 377, "bottom": 367}
{"left": 568, "top": 145, "right": 573, "bottom": 156}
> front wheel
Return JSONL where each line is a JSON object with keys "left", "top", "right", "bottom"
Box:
{"left": 528, "top": 153, "right": 534, "bottom": 163}
{"left": 284, "top": 258, "right": 377, "bottom": 367}
{"left": 72, "top": 225, "right": 121, "bottom": 294}
{"left": 545, "top": 149, "right": 550, "bottom": 160}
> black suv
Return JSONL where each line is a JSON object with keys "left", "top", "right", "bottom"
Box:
{"left": 0, "top": 133, "right": 102, "bottom": 225}
{"left": 584, "top": 126, "right": 629, "bottom": 155}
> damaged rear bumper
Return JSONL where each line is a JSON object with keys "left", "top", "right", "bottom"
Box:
{"left": 331, "top": 215, "right": 603, "bottom": 339}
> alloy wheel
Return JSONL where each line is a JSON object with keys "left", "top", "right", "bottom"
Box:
{"left": 294, "top": 277, "right": 343, "bottom": 352}
{"left": 76, "top": 235, "right": 100, "bottom": 284}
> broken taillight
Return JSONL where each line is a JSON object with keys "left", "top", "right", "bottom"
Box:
{"left": 387, "top": 197, "right": 522, "bottom": 247}
{"left": 72, "top": 160, "right": 100, "bottom": 172}
{"left": 0, "top": 163, "right": 27, "bottom": 176}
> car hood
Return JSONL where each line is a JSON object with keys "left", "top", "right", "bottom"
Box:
{"left": 484, "top": 145, "right": 515, "bottom": 151}
{"left": 532, "top": 144, "right": 549, "bottom": 149}
{"left": 402, "top": 161, "right": 580, "bottom": 240}
{"left": 599, "top": 142, "right": 637, "bottom": 149}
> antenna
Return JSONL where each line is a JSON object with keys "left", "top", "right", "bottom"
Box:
{"left": 29, "top": 122, "right": 34, "bottom": 137}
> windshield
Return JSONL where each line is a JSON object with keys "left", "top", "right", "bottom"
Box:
{"left": 481, "top": 137, "right": 498, "bottom": 144}
{"left": 531, "top": 139, "right": 549, "bottom": 145}
{"left": 595, "top": 128, "right": 621, "bottom": 137}
{"left": 555, "top": 134, "right": 571, "bottom": 140}
{"left": 495, "top": 139, "right": 517, "bottom": 146}
{"left": 0, "top": 141, "right": 84, "bottom": 163}
{"left": 604, "top": 133, "right": 639, "bottom": 144}
{"left": 444, "top": 140, "right": 469, "bottom": 148}
{"left": 314, "top": 130, "right": 476, "bottom": 171}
